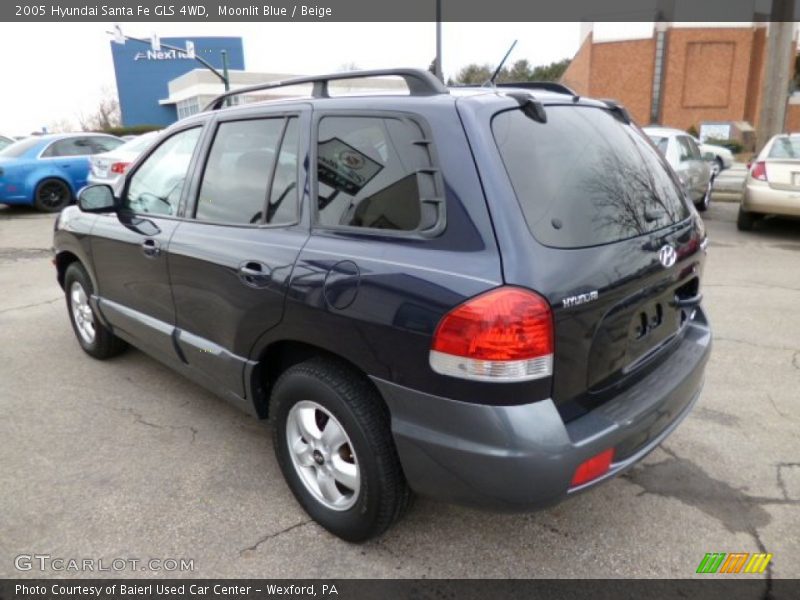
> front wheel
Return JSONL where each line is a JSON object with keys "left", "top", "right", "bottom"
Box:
{"left": 696, "top": 179, "right": 712, "bottom": 212}
{"left": 64, "top": 262, "right": 127, "bottom": 359}
{"left": 272, "top": 358, "right": 411, "bottom": 542}
{"left": 34, "top": 178, "right": 72, "bottom": 212}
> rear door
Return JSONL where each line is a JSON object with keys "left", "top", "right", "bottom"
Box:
{"left": 168, "top": 107, "right": 311, "bottom": 396}
{"left": 489, "top": 104, "right": 705, "bottom": 419}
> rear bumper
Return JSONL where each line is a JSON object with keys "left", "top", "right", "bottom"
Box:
{"left": 372, "top": 309, "right": 711, "bottom": 510}
{"left": 743, "top": 181, "right": 800, "bottom": 217}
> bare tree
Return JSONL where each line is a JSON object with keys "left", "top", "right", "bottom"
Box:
{"left": 46, "top": 117, "right": 78, "bottom": 134}
{"left": 79, "top": 88, "right": 122, "bottom": 132}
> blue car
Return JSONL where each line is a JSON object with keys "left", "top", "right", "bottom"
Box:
{"left": 0, "top": 133, "right": 123, "bottom": 212}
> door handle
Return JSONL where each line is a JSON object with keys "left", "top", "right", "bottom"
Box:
{"left": 142, "top": 238, "right": 161, "bottom": 258}
{"left": 238, "top": 261, "right": 270, "bottom": 287}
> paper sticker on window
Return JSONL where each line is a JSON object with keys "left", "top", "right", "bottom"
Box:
{"left": 318, "top": 137, "right": 383, "bottom": 195}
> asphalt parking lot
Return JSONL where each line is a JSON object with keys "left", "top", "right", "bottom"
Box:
{"left": 1, "top": 196, "right": 799, "bottom": 580}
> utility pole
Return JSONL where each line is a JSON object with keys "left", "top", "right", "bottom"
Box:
{"left": 756, "top": 9, "right": 795, "bottom": 151}
{"left": 434, "top": 0, "right": 443, "bottom": 83}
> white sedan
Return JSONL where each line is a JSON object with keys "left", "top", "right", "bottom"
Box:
{"left": 88, "top": 131, "right": 160, "bottom": 192}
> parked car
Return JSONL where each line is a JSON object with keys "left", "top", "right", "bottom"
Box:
{"left": 738, "top": 133, "right": 800, "bottom": 230}
{"left": 53, "top": 70, "right": 711, "bottom": 542}
{"left": 644, "top": 127, "right": 714, "bottom": 211}
{"left": 0, "top": 133, "right": 124, "bottom": 212}
{"left": 693, "top": 136, "right": 734, "bottom": 176}
{"left": 0, "top": 134, "right": 14, "bottom": 151}
{"left": 89, "top": 131, "right": 161, "bottom": 192}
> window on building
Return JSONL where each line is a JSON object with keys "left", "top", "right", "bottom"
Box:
{"left": 315, "top": 116, "right": 430, "bottom": 232}
{"left": 195, "top": 117, "right": 298, "bottom": 225}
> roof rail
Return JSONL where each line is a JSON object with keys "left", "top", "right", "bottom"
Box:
{"left": 204, "top": 68, "right": 449, "bottom": 111}
{"left": 496, "top": 81, "right": 576, "bottom": 96}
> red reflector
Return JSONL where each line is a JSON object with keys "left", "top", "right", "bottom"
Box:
{"left": 111, "top": 162, "right": 130, "bottom": 174}
{"left": 431, "top": 287, "right": 553, "bottom": 361}
{"left": 751, "top": 161, "right": 767, "bottom": 181}
{"left": 571, "top": 448, "right": 615, "bottom": 487}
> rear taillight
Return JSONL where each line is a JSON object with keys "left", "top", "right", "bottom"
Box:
{"left": 429, "top": 286, "right": 553, "bottom": 382}
{"left": 571, "top": 448, "right": 615, "bottom": 487}
{"left": 111, "top": 162, "right": 130, "bottom": 174}
{"left": 750, "top": 161, "right": 767, "bottom": 181}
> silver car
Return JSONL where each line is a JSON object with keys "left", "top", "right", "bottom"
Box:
{"left": 739, "top": 134, "right": 800, "bottom": 230}
{"left": 645, "top": 127, "right": 714, "bottom": 212}
{"left": 88, "top": 131, "right": 160, "bottom": 192}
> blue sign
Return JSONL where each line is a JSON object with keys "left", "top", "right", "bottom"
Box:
{"left": 111, "top": 36, "right": 245, "bottom": 127}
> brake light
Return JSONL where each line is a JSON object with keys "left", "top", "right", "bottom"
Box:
{"left": 571, "top": 448, "right": 615, "bottom": 487}
{"left": 429, "top": 286, "right": 553, "bottom": 382}
{"left": 111, "top": 162, "right": 130, "bottom": 174}
{"left": 751, "top": 161, "right": 767, "bottom": 181}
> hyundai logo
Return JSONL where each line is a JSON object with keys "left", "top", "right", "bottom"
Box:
{"left": 658, "top": 244, "right": 677, "bottom": 268}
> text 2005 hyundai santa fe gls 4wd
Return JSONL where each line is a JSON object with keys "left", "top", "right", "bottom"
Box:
{"left": 53, "top": 70, "right": 711, "bottom": 542}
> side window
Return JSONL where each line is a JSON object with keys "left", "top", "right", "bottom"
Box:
{"left": 677, "top": 136, "right": 693, "bottom": 161}
{"left": 42, "top": 138, "right": 93, "bottom": 158}
{"left": 125, "top": 127, "right": 201, "bottom": 216}
{"left": 315, "top": 115, "right": 438, "bottom": 232}
{"left": 685, "top": 136, "right": 701, "bottom": 159}
{"left": 195, "top": 118, "right": 286, "bottom": 225}
{"left": 267, "top": 118, "right": 299, "bottom": 225}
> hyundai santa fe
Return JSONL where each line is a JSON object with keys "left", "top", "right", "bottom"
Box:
{"left": 53, "top": 69, "right": 711, "bottom": 542}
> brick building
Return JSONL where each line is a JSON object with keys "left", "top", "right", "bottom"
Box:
{"left": 561, "top": 23, "right": 797, "bottom": 140}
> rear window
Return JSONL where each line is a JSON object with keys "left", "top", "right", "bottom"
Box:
{"left": 767, "top": 137, "right": 800, "bottom": 159}
{"left": 492, "top": 106, "right": 690, "bottom": 249}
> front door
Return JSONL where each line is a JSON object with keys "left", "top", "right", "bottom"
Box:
{"left": 90, "top": 125, "right": 205, "bottom": 362}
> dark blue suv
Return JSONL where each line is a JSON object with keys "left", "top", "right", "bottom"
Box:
{"left": 53, "top": 70, "right": 711, "bottom": 541}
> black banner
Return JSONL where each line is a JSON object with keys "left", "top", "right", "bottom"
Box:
{"left": 2, "top": 579, "right": 800, "bottom": 600}
{"left": 1, "top": 0, "right": 799, "bottom": 22}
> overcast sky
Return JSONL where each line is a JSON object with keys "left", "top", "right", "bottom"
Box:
{"left": 0, "top": 22, "right": 590, "bottom": 134}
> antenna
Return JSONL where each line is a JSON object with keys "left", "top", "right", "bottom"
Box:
{"left": 485, "top": 40, "right": 518, "bottom": 87}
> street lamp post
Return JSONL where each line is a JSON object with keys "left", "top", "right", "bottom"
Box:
{"left": 109, "top": 27, "right": 230, "bottom": 91}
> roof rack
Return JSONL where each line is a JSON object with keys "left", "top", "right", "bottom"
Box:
{"left": 495, "top": 81, "right": 576, "bottom": 96}
{"left": 204, "top": 68, "right": 449, "bottom": 111}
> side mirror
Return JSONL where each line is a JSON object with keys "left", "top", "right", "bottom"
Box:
{"left": 77, "top": 185, "right": 117, "bottom": 213}
{"left": 702, "top": 151, "right": 716, "bottom": 161}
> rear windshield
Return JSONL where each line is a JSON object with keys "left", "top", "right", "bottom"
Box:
{"left": 767, "top": 137, "right": 800, "bottom": 159}
{"left": 492, "top": 106, "right": 690, "bottom": 249}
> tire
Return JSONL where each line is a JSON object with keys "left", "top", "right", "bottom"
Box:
{"left": 713, "top": 157, "right": 724, "bottom": 176}
{"left": 64, "top": 262, "right": 127, "bottom": 359}
{"left": 271, "top": 358, "right": 411, "bottom": 542}
{"left": 736, "top": 205, "right": 759, "bottom": 231}
{"left": 696, "top": 179, "right": 712, "bottom": 212}
{"left": 33, "top": 178, "right": 72, "bottom": 212}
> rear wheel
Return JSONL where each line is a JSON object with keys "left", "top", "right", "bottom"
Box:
{"left": 64, "top": 262, "right": 127, "bottom": 359}
{"left": 736, "top": 205, "right": 759, "bottom": 231}
{"left": 34, "top": 178, "right": 72, "bottom": 212}
{"left": 272, "top": 358, "right": 411, "bottom": 542}
{"left": 712, "top": 157, "right": 724, "bottom": 176}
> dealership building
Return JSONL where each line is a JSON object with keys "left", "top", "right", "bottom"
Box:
{"left": 111, "top": 36, "right": 245, "bottom": 126}
{"left": 561, "top": 23, "right": 797, "bottom": 145}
